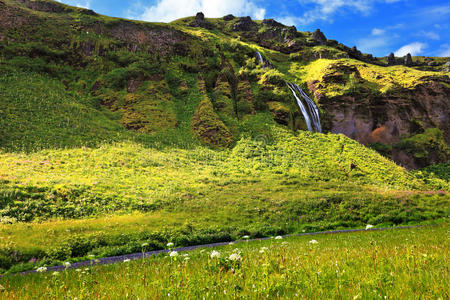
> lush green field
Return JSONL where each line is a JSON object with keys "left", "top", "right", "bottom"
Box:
{"left": 0, "top": 0, "right": 448, "bottom": 284}
{"left": 1, "top": 225, "right": 448, "bottom": 299}
{"left": 0, "top": 127, "right": 448, "bottom": 274}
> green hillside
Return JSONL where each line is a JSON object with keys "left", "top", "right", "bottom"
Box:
{"left": 0, "top": 0, "right": 448, "bottom": 274}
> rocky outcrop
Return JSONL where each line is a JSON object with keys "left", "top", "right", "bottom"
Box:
{"left": 404, "top": 53, "right": 413, "bottom": 66}
{"left": 309, "top": 79, "right": 450, "bottom": 168}
{"left": 312, "top": 29, "right": 327, "bottom": 45}
{"left": 189, "top": 12, "right": 210, "bottom": 29}
{"left": 236, "top": 79, "right": 255, "bottom": 116}
{"left": 232, "top": 16, "right": 257, "bottom": 31}
{"left": 223, "top": 14, "right": 235, "bottom": 21}
{"left": 387, "top": 53, "right": 395, "bottom": 65}
{"left": 192, "top": 77, "right": 233, "bottom": 148}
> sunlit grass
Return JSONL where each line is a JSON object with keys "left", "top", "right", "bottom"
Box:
{"left": 1, "top": 225, "right": 448, "bottom": 299}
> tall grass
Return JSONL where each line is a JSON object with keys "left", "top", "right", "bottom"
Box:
{"left": 1, "top": 225, "right": 448, "bottom": 299}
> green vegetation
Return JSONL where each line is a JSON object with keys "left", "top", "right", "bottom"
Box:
{"left": 1, "top": 225, "right": 448, "bottom": 299}
{"left": 0, "top": 72, "right": 126, "bottom": 151}
{"left": 0, "top": 127, "right": 448, "bottom": 274}
{"left": 395, "top": 128, "right": 450, "bottom": 167}
{"left": 0, "top": 0, "right": 448, "bottom": 282}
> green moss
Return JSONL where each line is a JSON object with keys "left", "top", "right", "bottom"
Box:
{"left": 192, "top": 94, "right": 234, "bottom": 148}
{"left": 395, "top": 128, "right": 450, "bottom": 165}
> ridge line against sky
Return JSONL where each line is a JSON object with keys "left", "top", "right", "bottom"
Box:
{"left": 57, "top": 0, "right": 450, "bottom": 57}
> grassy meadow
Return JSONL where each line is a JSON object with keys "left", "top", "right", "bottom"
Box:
{"left": 0, "top": 225, "right": 448, "bottom": 299}
{"left": 0, "top": 2, "right": 448, "bottom": 295}
{"left": 0, "top": 128, "right": 448, "bottom": 274}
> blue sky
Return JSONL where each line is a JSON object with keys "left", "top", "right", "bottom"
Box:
{"left": 57, "top": 0, "right": 450, "bottom": 57}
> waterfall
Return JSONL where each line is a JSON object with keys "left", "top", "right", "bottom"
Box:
{"left": 298, "top": 87, "right": 322, "bottom": 133}
{"left": 286, "top": 82, "right": 322, "bottom": 133}
{"left": 256, "top": 51, "right": 264, "bottom": 66}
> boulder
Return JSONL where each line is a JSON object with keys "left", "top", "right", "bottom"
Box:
{"left": 223, "top": 14, "right": 235, "bottom": 21}
{"left": 387, "top": 53, "right": 395, "bottom": 66}
{"left": 189, "top": 12, "right": 209, "bottom": 28}
{"left": 312, "top": 29, "right": 327, "bottom": 45}
{"left": 232, "top": 16, "right": 257, "bottom": 31}
{"left": 404, "top": 53, "right": 413, "bottom": 66}
{"left": 262, "top": 18, "right": 284, "bottom": 27}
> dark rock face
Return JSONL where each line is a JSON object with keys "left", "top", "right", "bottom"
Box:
{"left": 223, "top": 14, "right": 235, "bottom": 21}
{"left": 189, "top": 12, "right": 209, "bottom": 28}
{"left": 404, "top": 53, "right": 413, "bottom": 66}
{"left": 387, "top": 53, "right": 395, "bottom": 65}
{"left": 262, "top": 18, "right": 284, "bottom": 27}
{"left": 312, "top": 29, "right": 327, "bottom": 45}
{"left": 349, "top": 46, "right": 362, "bottom": 59}
{"left": 309, "top": 79, "right": 450, "bottom": 169}
{"left": 232, "top": 16, "right": 257, "bottom": 31}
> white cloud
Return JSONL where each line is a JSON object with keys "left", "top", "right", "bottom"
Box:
{"left": 416, "top": 30, "right": 440, "bottom": 40}
{"left": 277, "top": 0, "right": 404, "bottom": 25}
{"left": 129, "top": 0, "right": 265, "bottom": 23}
{"left": 394, "top": 42, "right": 427, "bottom": 56}
{"left": 438, "top": 44, "right": 450, "bottom": 57}
{"left": 358, "top": 37, "right": 389, "bottom": 54}
{"left": 371, "top": 28, "right": 385, "bottom": 36}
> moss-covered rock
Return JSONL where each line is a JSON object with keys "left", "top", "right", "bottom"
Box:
{"left": 236, "top": 79, "right": 255, "bottom": 117}
{"left": 393, "top": 128, "right": 450, "bottom": 169}
{"left": 192, "top": 96, "right": 234, "bottom": 148}
{"left": 120, "top": 80, "right": 177, "bottom": 133}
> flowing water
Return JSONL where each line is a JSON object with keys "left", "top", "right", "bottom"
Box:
{"left": 254, "top": 52, "right": 321, "bottom": 132}
{"left": 286, "top": 82, "right": 322, "bottom": 132}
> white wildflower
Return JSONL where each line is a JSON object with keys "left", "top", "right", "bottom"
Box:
{"left": 275, "top": 236, "right": 283, "bottom": 240}
{"left": 210, "top": 250, "right": 221, "bottom": 259}
{"left": 123, "top": 259, "right": 131, "bottom": 263}
{"left": 75, "top": 268, "right": 81, "bottom": 272}
{"left": 228, "top": 253, "right": 241, "bottom": 261}
{"left": 63, "top": 262, "right": 71, "bottom": 268}
{"left": 36, "top": 267, "right": 47, "bottom": 273}
{"left": 228, "top": 242, "right": 235, "bottom": 245}
{"left": 259, "top": 247, "right": 268, "bottom": 253}
{"left": 167, "top": 242, "right": 174, "bottom": 248}
{"left": 184, "top": 257, "right": 190, "bottom": 261}
{"left": 365, "top": 224, "right": 374, "bottom": 230}
{"left": 309, "top": 239, "right": 319, "bottom": 244}
{"left": 242, "top": 235, "right": 250, "bottom": 239}
{"left": 169, "top": 251, "right": 179, "bottom": 257}
{"left": 0, "top": 284, "right": 5, "bottom": 291}
{"left": 52, "top": 271, "right": 59, "bottom": 276}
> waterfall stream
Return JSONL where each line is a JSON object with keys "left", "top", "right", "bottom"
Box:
{"left": 286, "top": 82, "right": 322, "bottom": 133}
{"left": 254, "top": 52, "right": 322, "bottom": 132}
{"left": 286, "top": 82, "right": 313, "bottom": 132}
{"left": 256, "top": 51, "right": 264, "bottom": 66}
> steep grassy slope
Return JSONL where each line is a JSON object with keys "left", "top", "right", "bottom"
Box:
{"left": 0, "top": 0, "right": 448, "bottom": 275}
{"left": 0, "top": 72, "right": 128, "bottom": 151}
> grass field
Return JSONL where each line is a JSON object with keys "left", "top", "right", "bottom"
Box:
{"left": 0, "top": 225, "right": 448, "bottom": 299}
{"left": 1, "top": 126, "right": 448, "bottom": 274}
